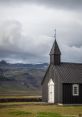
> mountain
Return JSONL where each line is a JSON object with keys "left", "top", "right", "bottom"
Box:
{"left": 0, "top": 60, "right": 9, "bottom": 66}
{"left": 0, "top": 60, "right": 48, "bottom": 96}
{"left": 0, "top": 60, "right": 48, "bottom": 69}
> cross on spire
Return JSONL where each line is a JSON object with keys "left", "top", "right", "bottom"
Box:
{"left": 54, "top": 29, "right": 56, "bottom": 40}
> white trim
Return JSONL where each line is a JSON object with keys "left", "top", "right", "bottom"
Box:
{"left": 58, "top": 103, "right": 63, "bottom": 106}
{"left": 72, "top": 84, "right": 79, "bottom": 96}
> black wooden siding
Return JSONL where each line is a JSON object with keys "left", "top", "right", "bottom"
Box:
{"left": 63, "top": 83, "right": 82, "bottom": 104}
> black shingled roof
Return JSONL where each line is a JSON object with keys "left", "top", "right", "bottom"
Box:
{"left": 42, "top": 62, "right": 82, "bottom": 84}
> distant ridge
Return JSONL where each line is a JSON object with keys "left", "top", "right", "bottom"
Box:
{"left": 0, "top": 60, "right": 48, "bottom": 96}
{"left": 0, "top": 60, "right": 48, "bottom": 69}
{"left": 0, "top": 60, "right": 9, "bottom": 65}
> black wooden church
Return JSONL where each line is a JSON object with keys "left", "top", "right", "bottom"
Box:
{"left": 41, "top": 36, "right": 82, "bottom": 104}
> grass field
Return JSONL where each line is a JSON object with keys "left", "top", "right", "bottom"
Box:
{"left": 0, "top": 95, "right": 41, "bottom": 98}
{"left": 0, "top": 102, "right": 82, "bottom": 117}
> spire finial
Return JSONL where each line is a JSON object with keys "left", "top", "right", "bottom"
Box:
{"left": 54, "top": 29, "right": 56, "bottom": 40}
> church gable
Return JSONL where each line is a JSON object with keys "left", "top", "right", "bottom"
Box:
{"left": 42, "top": 65, "right": 54, "bottom": 85}
{"left": 42, "top": 64, "right": 58, "bottom": 85}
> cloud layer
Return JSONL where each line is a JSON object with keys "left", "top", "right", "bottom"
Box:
{"left": 0, "top": 1, "right": 82, "bottom": 63}
{"left": 0, "top": 0, "right": 82, "bottom": 10}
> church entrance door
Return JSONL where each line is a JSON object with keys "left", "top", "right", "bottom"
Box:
{"left": 48, "top": 79, "right": 54, "bottom": 103}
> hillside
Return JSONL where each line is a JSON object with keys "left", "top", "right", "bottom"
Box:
{"left": 0, "top": 61, "right": 48, "bottom": 96}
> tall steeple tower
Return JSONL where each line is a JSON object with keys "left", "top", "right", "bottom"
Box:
{"left": 50, "top": 30, "right": 61, "bottom": 65}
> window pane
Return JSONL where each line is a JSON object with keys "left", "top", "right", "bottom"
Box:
{"left": 72, "top": 84, "right": 79, "bottom": 96}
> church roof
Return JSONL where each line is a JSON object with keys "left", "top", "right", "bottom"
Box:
{"left": 41, "top": 62, "right": 82, "bottom": 84}
{"left": 50, "top": 39, "right": 61, "bottom": 55}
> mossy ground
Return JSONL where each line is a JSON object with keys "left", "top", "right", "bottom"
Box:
{"left": 0, "top": 102, "right": 82, "bottom": 117}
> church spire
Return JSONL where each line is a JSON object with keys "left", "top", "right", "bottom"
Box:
{"left": 50, "top": 30, "right": 61, "bottom": 65}
{"left": 50, "top": 39, "right": 61, "bottom": 55}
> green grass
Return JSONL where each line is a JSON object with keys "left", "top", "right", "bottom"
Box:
{"left": 0, "top": 102, "right": 82, "bottom": 117}
{"left": 10, "top": 111, "right": 32, "bottom": 116}
{"left": 9, "top": 111, "right": 70, "bottom": 117}
{"left": 37, "top": 112, "right": 63, "bottom": 117}
{"left": 0, "top": 95, "right": 41, "bottom": 98}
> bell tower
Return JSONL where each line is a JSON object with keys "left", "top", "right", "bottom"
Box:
{"left": 50, "top": 30, "right": 61, "bottom": 65}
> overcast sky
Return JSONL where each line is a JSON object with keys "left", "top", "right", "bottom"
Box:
{"left": 0, "top": 0, "right": 82, "bottom": 63}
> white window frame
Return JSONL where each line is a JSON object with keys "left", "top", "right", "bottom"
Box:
{"left": 72, "top": 84, "right": 79, "bottom": 96}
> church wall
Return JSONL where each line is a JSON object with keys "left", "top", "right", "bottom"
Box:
{"left": 42, "top": 81, "right": 48, "bottom": 102}
{"left": 57, "top": 82, "right": 63, "bottom": 104}
{"left": 63, "top": 83, "right": 82, "bottom": 104}
{"left": 42, "top": 66, "right": 50, "bottom": 102}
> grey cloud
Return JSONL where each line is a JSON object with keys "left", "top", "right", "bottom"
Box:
{"left": 61, "top": 44, "right": 82, "bottom": 63}
{"left": 0, "top": 48, "right": 48, "bottom": 63}
{"left": 34, "top": 0, "right": 82, "bottom": 11}
{"left": 0, "top": 19, "right": 82, "bottom": 63}
{"left": 0, "top": 1, "right": 82, "bottom": 63}
{"left": 0, "top": 21, "right": 22, "bottom": 52}
{"left": 0, "top": 20, "right": 50, "bottom": 63}
{"left": 0, "top": 0, "right": 82, "bottom": 11}
{"left": 57, "top": 22, "right": 82, "bottom": 48}
{"left": 55, "top": 22, "right": 82, "bottom": 63}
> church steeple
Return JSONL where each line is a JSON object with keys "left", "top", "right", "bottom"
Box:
{"left": 50, "top": 31, "right": 61, "bottom": 65}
